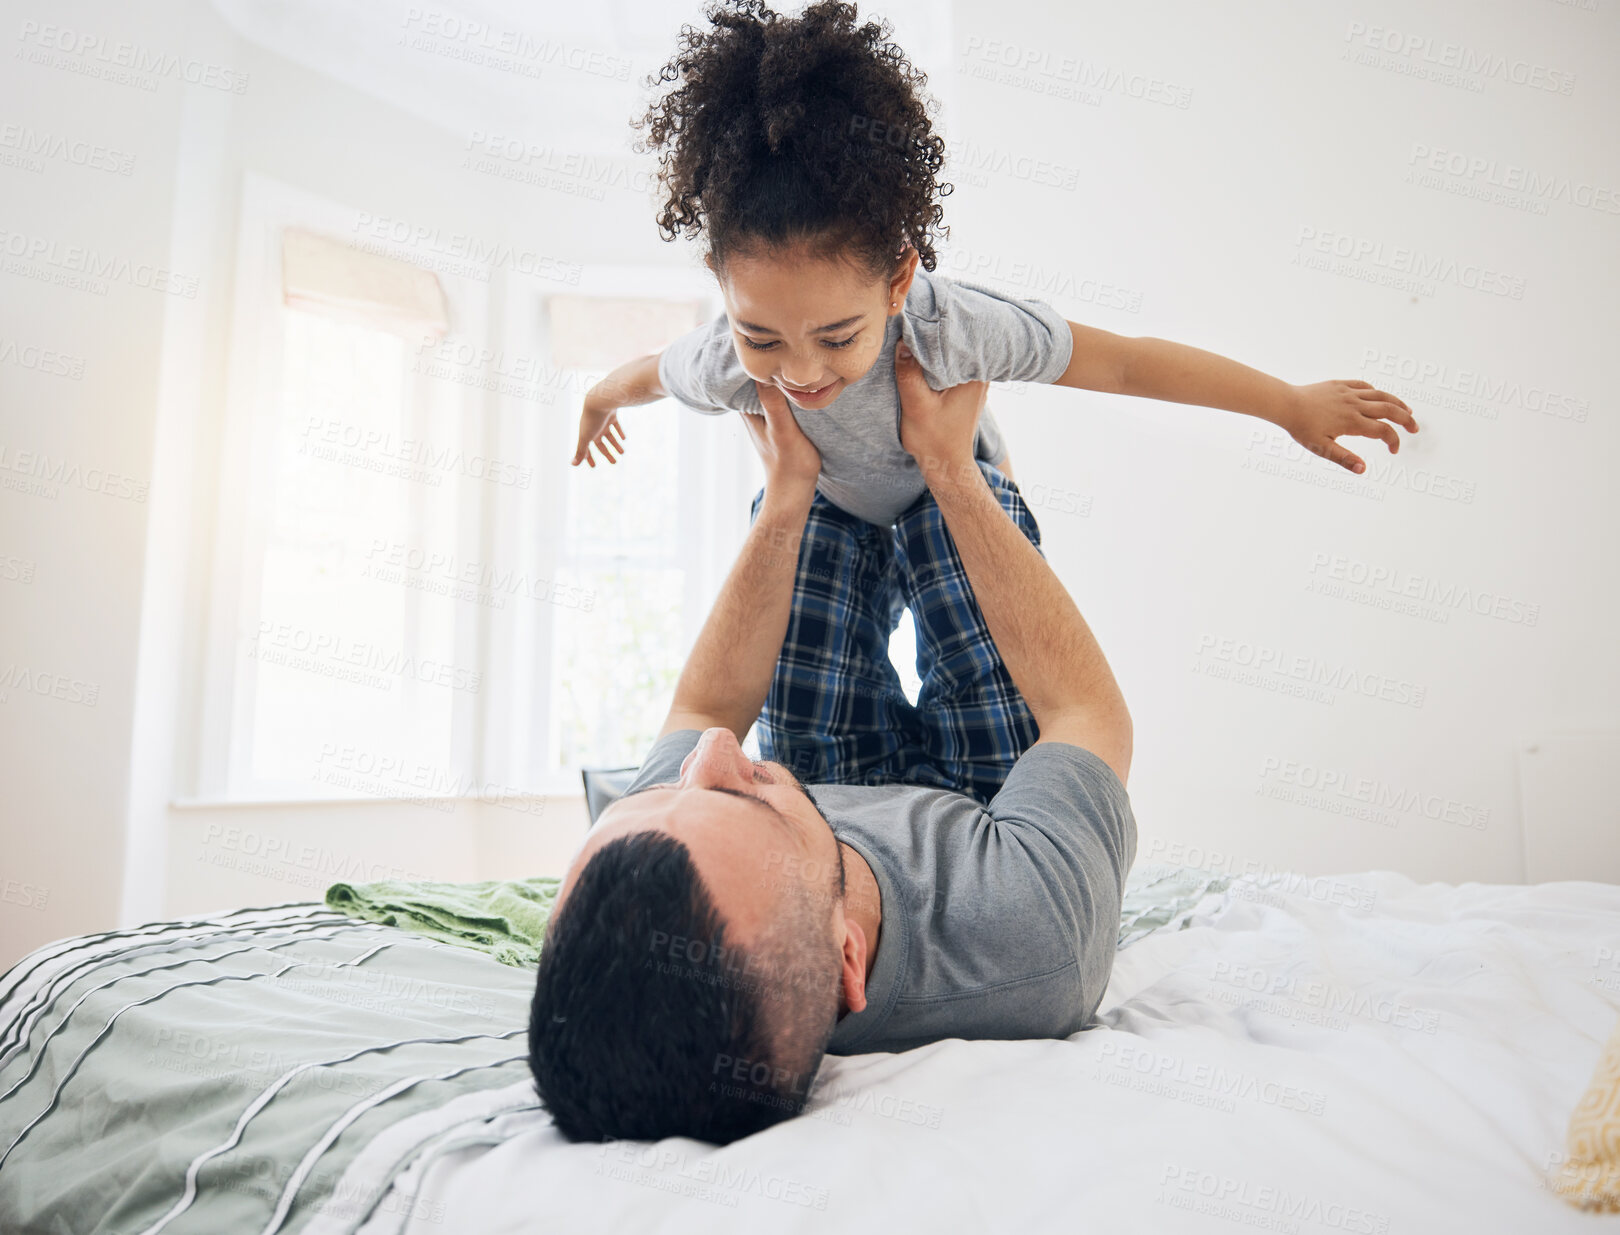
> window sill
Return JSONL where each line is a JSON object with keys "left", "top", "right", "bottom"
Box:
{"left": 171, "top": 791, "right": 582, "bottom": 811}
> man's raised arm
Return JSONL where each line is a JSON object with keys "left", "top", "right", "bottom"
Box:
{"left": 657, "top": 384, "right": 821, "bottom": 741}
{"left": 894, "top": 346, "right": 1133, "bottom": 784}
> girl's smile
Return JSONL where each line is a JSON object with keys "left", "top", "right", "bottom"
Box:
{"left": 713, "top": 241, "right": 919, "bottom": 415}
{"left": 778, "top": 377, "right": 842, "bottom": 407}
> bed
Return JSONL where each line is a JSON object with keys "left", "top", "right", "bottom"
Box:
{"left": 1, "top": 865, "right": 1615, "bottom": 1233}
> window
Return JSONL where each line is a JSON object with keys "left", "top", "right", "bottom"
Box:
{"left": 502, "top": 278, "right": 759, "bottom": 788}
{"left": 549, "top": 382, "right": 687, "bottom": 769}
{"left": 197, "top": 176, "right": 756, "bottom": 802}
{"left": 248, "top": 308, "right": 464, "bottom": 791}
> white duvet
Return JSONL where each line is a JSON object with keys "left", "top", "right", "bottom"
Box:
{"left": 353, "top": 871, "right": 1620, "bottom": 1234}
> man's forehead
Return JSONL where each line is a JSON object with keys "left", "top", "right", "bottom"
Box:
{"left": 601, "top": 782, "right": 793, "bottom": 828}
{"left": 559, "top": 784, "right": 800, "bottom": 900}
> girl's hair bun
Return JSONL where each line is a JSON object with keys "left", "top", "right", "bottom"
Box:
{"left": 638, "top": 0, "right": 951, "bottom": 274}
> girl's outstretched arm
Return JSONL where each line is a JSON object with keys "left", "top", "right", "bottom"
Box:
{"left": 572, "top": 352, "right": 667, "bottom": 468}
{"left": 1051, "top": 321, "right": 1419, "bottom": 475}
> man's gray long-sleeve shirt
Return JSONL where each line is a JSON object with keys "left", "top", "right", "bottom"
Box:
{"left": 624, "top": 733, "right": 1137, "bottom": 1054}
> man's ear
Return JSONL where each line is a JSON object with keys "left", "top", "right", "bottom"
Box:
{"left": 838, "top": 920, "right": 869, "bottom": 1016}
{"left": 886, "top": 247, "right": 920, "bottom": 314}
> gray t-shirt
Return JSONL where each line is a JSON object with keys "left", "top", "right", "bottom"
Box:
{"left": 622, "top": 731, "right": 1137, "bottom": 1055}
{"left": 657, "top": 267, "right": 1075, "bottom": 525}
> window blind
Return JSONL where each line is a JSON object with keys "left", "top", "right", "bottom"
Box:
{"left": 281, "top": 227, "right": 450, "bottom": 341}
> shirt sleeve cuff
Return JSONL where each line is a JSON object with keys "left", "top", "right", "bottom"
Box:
{"left": 1033, "top": 305, "right": 1075, "bottom": 385}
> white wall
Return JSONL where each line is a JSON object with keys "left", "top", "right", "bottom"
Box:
{"left": 0, "top": 0, "right": 655, "bottom": 965}
{"left": 1, "top": 0, "right": 1614, "bottom": 967}
{"left": 945, "top": 0, "right": 1618, "bottom": 883}
{"left": 1, "top": 1, "right": 191, "bottom": 965}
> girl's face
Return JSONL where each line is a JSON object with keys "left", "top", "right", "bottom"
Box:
{"left": 715, "top": 244, "right": 919, "bottom": 410}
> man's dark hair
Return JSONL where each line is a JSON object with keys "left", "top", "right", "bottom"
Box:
{"left": 637, "top": 0, "right": 951, "bottom": 275}
{"left": 529, "top": 831, "right": 840, "bottom": 1143}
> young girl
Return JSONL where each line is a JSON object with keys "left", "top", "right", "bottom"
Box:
{"left": 572, "top": 0, "right": 1417, "bottom": 793}
{"left": 572, "top": 0, "right": 1417, "bottom": 507}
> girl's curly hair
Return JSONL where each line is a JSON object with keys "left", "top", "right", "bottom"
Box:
{"left": 637, "top": 0, "right": 951, "bottom": 275}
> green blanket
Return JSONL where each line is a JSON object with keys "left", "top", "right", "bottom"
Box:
{"left": 325, "top": 862, "right": 1229, "bottom": 968}
{"left": 0, "top": 905, "right": 537, "bottom": 1234}
{"left": 325, "top": 876, "right": 560, "bottom": 967}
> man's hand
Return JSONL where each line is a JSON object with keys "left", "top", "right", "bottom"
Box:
{"left": 742, "top": 382, "right": 822, "bottom": 495}
{"left": 894, "top": 343, "right": 987, "bottom": 483}
{"left": 1278, "top": 380, "right": 1420, "bottom": 475}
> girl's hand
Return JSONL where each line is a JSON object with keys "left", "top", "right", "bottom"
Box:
{"left": 1281, "top": 380, "right": 1419, "bottom": 474}
{"left": 742, "top": 382, "right": 821, "bottom": 492}
{"left": 573, "top": 397, "right": 627, "bottom": 467}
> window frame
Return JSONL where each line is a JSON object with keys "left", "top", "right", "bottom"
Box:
{"left": 196, "top": 173, "right": 489, "bottom": 804}
{"left": 487, "top": 262, "right": 754, "bottom": 795}
{"left": 194, "top": 174, "right": 755, "bottom": 803}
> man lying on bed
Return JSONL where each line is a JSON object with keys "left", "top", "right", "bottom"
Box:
{"left": 529, "top": 349, "right": 1137, "bottom": 1144}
